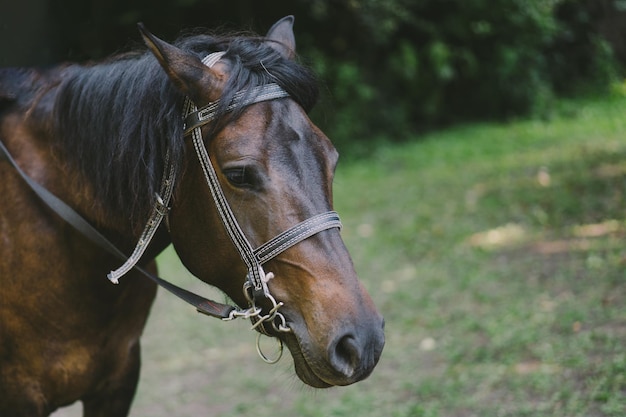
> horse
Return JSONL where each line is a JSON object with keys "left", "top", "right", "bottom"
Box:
{"left": 0, "top": 15, "right": 384, "bottom": 417}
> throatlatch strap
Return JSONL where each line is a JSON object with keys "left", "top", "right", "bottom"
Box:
{"left": 107, "top": 156, "right": 176, "bottom": 284}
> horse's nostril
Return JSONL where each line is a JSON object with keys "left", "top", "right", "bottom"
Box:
{"left": 329, "top": 334, "right": 361, "bottom": 378}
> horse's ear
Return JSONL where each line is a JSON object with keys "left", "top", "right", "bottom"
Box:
{"left": 265, "top": 15, "right": 296, "bottom": 59}
{"left": 138, "top": 23, "right": 210, "bottom": 101}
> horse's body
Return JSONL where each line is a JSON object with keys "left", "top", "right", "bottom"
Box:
{"left": 0, "top": 17, "right": 384, "bottom": 417}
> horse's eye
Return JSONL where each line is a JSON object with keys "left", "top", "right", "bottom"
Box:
{"left": 223, "top": 167, "right": 257, "bottom": 189}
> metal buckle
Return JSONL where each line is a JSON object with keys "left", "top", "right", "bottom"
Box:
{"left": 154, "top": 193, "right": 170, "bottom": 216}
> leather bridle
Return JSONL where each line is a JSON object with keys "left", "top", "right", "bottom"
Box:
{"left": 108, "top": 51, "right": 342, "bottom": 338}
{"left": 0, "top": 51, "right": 340, "bottom": 363}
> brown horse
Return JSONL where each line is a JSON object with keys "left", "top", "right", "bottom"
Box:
{"left": 0, "top": 16, "right": 384, "bottom": 416}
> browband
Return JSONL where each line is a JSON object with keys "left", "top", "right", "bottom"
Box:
{"left": 183, "top": 83, "right": 290, "bottom": 136}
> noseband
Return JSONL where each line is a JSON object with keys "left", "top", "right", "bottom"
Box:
{"left": 109, "top": 52, "right": 342, "bottom": 339}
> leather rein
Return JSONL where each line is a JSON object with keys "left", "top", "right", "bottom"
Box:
{"left": 1, "top": 52, "right": 342, "bottom": 362}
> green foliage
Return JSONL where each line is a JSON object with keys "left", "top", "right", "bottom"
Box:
{"left": 296, "top": 0, "right": 624, "bottom": 148}
{"left": 21, "top": 0, "right": 625, "bottom": 149}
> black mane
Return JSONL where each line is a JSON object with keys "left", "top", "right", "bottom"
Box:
{"left": 54, "top": 31, "right": 319, "bottom": 228}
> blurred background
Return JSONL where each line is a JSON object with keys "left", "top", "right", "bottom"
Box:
{"left": 3, "top": 1, "right": 626, "bottom": 416}
{"left": 2, "top": 0, "right": 626, "bottom": 150}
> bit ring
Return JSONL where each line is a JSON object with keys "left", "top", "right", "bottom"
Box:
{"left": 256, "top": 333, "right": 284, "bottom": 364}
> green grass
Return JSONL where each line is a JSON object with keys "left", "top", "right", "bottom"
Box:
{"left": 52, "top": 95, "right": 626, "bottom": 416}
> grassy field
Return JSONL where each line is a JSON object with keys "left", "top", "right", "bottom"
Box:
{"left": 54, "top": 94, "right": 626, "bottom": 417}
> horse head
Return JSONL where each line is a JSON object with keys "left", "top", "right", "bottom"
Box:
{"left": 141, "top": 16, "right": 384, "bottom": 388}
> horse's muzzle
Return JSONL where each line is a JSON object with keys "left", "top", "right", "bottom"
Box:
{"left": 327, "top": 317, "right": 385, "bottom": 384}
{"left": 285, "top": 314, "right": 385, "bottom": 388}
